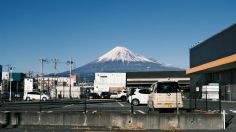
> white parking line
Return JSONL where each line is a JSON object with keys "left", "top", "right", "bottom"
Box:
{"left": 117, "top": 101, "right": 124, "bottom": 107}
{"left": 137, "top": 110, "right": 146, "bottom": 114}
{"left": 63, "top": 104, "right": 74, "bottom": 108}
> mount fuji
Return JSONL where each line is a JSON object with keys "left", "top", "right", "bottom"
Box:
{"left": 61, "top": 46, "right": 182, "bottom": 82}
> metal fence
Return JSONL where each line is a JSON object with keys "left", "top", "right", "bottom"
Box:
{"left": 221, "top": 84, "right": 236, "bottom": 101}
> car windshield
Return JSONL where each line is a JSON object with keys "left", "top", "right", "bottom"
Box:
{"left": 155, "top": 82, "right": 179, "bottom": 93}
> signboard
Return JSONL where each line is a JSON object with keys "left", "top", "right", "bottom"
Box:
{"left": 196, "top": 87, "right": 199, "bottom": 92}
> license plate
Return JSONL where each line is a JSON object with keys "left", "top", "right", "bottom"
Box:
{"left": 164, "top": 104, "right": 172, "bottom": 108}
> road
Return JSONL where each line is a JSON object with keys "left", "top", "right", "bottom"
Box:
{"left": 0, "top": 99, "right": 147, "bottom": 113}
{"left": 0, "top": 99, "right": 236, "bottom": 131}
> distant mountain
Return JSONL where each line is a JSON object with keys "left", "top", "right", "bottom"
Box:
{"left": 59, "top": 46, "right": 182, "bottom": 82}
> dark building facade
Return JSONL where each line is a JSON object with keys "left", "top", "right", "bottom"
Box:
{"left": 126, "top": 71, "right": 190, "bottom": 91}
{"left": 187, "top": 24, "right": 236, "bottom": 100}
{"left": 0, "top": 65, "right": 2, "bottom": 81}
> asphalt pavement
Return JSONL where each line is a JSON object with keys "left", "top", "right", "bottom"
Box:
{"left": 0, "top": 99, "right": 236, "bottom": 131}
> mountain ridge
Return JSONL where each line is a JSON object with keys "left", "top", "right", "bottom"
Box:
{"left": 59, "top": 46, "right": 182, "bottom": 82}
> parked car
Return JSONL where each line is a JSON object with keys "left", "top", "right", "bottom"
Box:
{"left": 128, "top": 88, "right": 151, "bottom": 106}
{"left": 14, "top": 92, "right": 24, "bottom": 98}
{"left": 148, "top": 81, "right": 183, "bottom": 110}
{"left": 0, "top": 92, "right": 14, "bottom": 99}
{"left": 110, "top": 90, "right": 127, "bottom": 101}
{"left": 23, "top": 92, "right": 50, "bottom": 101}
{"left": 88, "top": 93, "right": 100, "bottom": 99}
{"left": 100, "top": 92, "right": 111, "bottom": 99}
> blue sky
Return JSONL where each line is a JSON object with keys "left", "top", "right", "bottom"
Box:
{"left": 1, "top": 0, "right": 236, "bottom": 74}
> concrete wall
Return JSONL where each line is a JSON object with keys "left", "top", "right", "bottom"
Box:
{"left": 0, "top": 112, "right": 224, "bottom": 130}
{"left": 52, "top": 86, "right": 80, "bottom": 98}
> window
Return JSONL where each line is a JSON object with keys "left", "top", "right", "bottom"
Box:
{"left": 139, "top": 89, "right": 150, "bottom": 94}
{"left": 156, "top": 82, "right": 179, "bottom": 93}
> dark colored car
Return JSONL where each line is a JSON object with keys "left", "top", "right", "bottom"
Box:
{"left": 88, "top": 93, "right": 100, "bottom": 99}
{"left": 100, "top": 92, "right": 111, "bottom": 99}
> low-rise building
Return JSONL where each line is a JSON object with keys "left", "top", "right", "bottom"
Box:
{"left": 186, "top": 24, "right": 236, "bottom": 101}
{"left": 94, "top": 71, "right": 190, "bottom": 95}
{"left": 126, "top": 71, "right": 190, "bottom": 91}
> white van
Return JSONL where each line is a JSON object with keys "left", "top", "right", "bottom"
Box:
{"left": 128, "top": 88, "right": 151, "bottom": 106}
{"left": 148, "top": 82, "right": 183, "bottom": 110}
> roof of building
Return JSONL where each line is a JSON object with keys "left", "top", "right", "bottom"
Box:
{"left": 190, "top": 23, "right": 236, "bottom": 50}
{"left": 126, "top": 71, "right": 188, "bottom": 78}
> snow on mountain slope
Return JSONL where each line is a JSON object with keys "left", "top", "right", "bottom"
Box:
{"left": 58, "top": 46, "right": 182, "bottom": 82}
{"left": 97, "top": 46, "right": 159, "bottom": 63}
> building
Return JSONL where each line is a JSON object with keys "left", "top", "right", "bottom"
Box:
{"left": 35, "top": 75, "right": 79, "bottom": 98}
{"left": 0, "top": 65, "right": 2, "bottom": 81}
{"left": 94, "top": 71, "right": 190, "bottom": 95}
{"left": 1, "top": 72, "right": 25, "bottom": 94}
{"left": 36, "top": 74, "right": 78, "bottom": 91}
{"left": 126, "top": 71, "right": 190, "bottom": 91}
{"left": 186, "top": 24, "right": 236, "bottom": 101}
{"left": 94, "top": 73, "right": 126, "bottom": 94}
{"left": 24, "top": 78, "right": 34, "bottom": 93}
{"left": 0, "top": 65, "right": 2, "bottom": 92}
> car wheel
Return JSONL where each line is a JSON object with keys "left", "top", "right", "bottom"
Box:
{"left": 42, "top": 97, "right": 47, "bottom": 101}
{"left": 121, "top": 96, "right": 127, "bottom": 102}
{"left": 132, "top": 99, "right": 139, "bottom": 106}
{"left": 26, "top": 97, "right": 30, "bottom": 101}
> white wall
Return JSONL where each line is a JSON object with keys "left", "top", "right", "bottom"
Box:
{"left": 53, "top": 86, "right": 80, "bottom": 99}
{"left": 24, "top": 78, "right": 34, "bottom": 93}
{"left": 2, "top": 72, "right": 9, "bottom": 80}
{"left": 94, "top": 73, "right": 126, "bottom": 94}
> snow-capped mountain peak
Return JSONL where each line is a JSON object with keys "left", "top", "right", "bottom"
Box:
{"left": 97, "top": 46, "right": 158, "bottom": 63}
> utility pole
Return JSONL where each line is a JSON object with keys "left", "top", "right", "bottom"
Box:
{"left": 39, "top": 58, "right": 47, "bottom": 93}
{"left": 67, "top": 58, "right": 74, "bottom": 99}
{"left": 52, "top": 58, "right": 59, "bottom": 98}
{"left": 8, "top": 65, "right": 14, "bottom": 102}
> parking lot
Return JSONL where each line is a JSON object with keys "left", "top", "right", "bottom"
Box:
{"left": 0, "top": 99, "right": 148, "bottom": 114}
{"left": 0, "top": 99, "right": 236, "bottom": 131}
